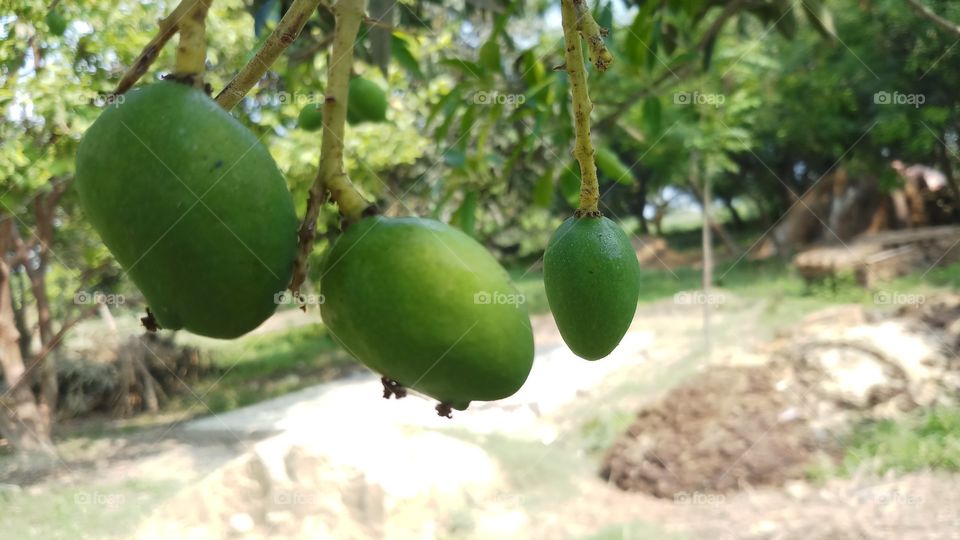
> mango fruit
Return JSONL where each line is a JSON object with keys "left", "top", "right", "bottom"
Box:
{"left": 544, "top": 216, "right": 640, "bottom": 360}
{"left": 75, "top": 81, "right": 298, "bottom": 338}
{"left": 320, "top": 216, "right": 534, "bottom": 409}
{"left": 346, "top": 77, "right": 387, "bottom": 124}
{"left": 298, "top": 103, "right": 323, "bottom": 131}
{"left": 45, "top": 10, "right": 67, "bottom": 36}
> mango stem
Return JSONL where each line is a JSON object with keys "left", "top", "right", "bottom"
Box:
{"left": 290, "top": 0, "right": 370, "bottom": 295}
{"left": 560, "top": 0, "right": 611, "bottom": 216}
{"left": 173, "top": 0, "right": 212, "bottom": 88}
{"left": 112, "top": 0, "right": 206, "bottom": 96}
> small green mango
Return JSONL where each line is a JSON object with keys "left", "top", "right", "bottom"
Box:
{"left": 346, "top": 77, "right": 388, "bottom": 124}
{"left": 544, "top": 216, "right": 641, "bottom": 360}
{"left": 76, "top": 82, "right": 298, "bottom": 338}
{"left": 45, "top": 10, "right": 67, "bottom": 36}
{"left": 320, "top": 216, "right": 534, "bottom": 409}
{"left": 298, "top": 103, "right": 323, "bottom": 131}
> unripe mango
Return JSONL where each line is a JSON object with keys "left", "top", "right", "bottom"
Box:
{"left": 346, "top": 77, "right": 388, "bottom": 124}
{"left": 298, "top": 103, "right": 323, "bottom": 131}
{"left": 544, "top": 216, "right": 640, "bottom": 360}
{"left": 320, "top": 216, "right": 534, "bottom": 409}
{"left": 75, "top": 82, "right": 298, "bottom": 338}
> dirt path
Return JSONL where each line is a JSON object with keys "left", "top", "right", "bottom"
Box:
{"left": 5, "top": 294, "right": 959, "bottom": 539}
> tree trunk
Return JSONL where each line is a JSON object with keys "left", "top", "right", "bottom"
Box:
{"left": 721, "top": 194, "right": 745, "bottom": 229}
{"left": 11, "top": 267, "right": 32, "bottom": 361}
{"left": 0, "top": 260, "right": 55, "bottom": 455}
{"left": 688, "top": 179, "right": 739, "bottom": 254}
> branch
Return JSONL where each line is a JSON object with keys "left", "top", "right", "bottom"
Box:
{"left": 216, "top": 0, "right": 323, "bottom": 110}
{"left": 595, "top": 0, "right": 740, "bottom": 129}
{"left": 572, "top": 0, "right": 613, "bottom": 71}
{"left": 561, "top": 0, "right": 602, "bottom": 215}
{"left": 290, "top": 0, "right": 370, "bottom": 295}
{"left": 904, "top": 0, "right": 960, "bottom": 37}
{"left": 112, "top": 0, "right": 205, "bottom": 96}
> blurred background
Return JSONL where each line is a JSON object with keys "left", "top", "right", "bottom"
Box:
{"left": 2, "top": 0, "right": 960, "bottom": 538}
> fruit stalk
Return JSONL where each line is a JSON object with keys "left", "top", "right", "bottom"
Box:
{"left": 571, "top": 0, "right": 613, "bottom": 71}
{"left": 290, "top": 0, "right": 369, "bottom": 295}
{"left": 112, "top": 0, "right": 205, "bottom": 96}
{"left": 560, "top": 0, "right": 609, "bottom": 216}
{"left": 216, "top": 0, "right": 322, "bottom": 110}
{"left": 174, "top": 0, "right": 212, "bottom": 87}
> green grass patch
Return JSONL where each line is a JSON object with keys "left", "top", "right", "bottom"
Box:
{"left": 0, "top": 478, "right": 183, "bottom": 540}
{"left": 172, "top": 323, "right": 355, "bottom": 414}
{"left": 812, "top": 407, "right": 960, "bottom": 480}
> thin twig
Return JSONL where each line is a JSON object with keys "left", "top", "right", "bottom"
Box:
{"left": 112, "top": 0, "right": 203, "bottom": 96}
{"left": 904, "top": 0, "right": 960, "bottom": 37}
{"left": 216, "top": 0, "right": 323, "bottom": 110}
{"left": 290, "top": 0, "right": 370, "bottom": 295}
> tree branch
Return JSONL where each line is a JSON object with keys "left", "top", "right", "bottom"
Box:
{"left": 112, "top": 0, "right": 205, "bottom": 96}
{"left": 290, "top": 0, "right": 370, "bottom": 295}
{"left": 216, "top": 0, "right": 323, "bottom": 110}
{"left": 904, "top": 0, "right": 960, "bottom": 37}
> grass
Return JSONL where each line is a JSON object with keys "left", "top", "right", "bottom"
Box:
{"left": 170, "top": 323, "right": 355, "bottom": 414}
{"left": 0, "top": 478, "right": 183, "bottom": 540}
{"left": 812, "top": 408, "right": 960, "bottom": 480}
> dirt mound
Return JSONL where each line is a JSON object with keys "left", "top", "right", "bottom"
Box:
{"left": 599, "top": 365, "right": 829, "bottom": 498}
{"left": 602, "top": 294, "right": 960, "bottom": 499}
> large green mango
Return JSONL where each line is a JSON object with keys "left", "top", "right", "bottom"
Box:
{"left": 75, "top": 82, "right": 298, "bottom": 338}
{"left": 320, "top": 216, "right": 534, "bottom": 410}
{"left": 544, "top": 216, "right": 641, "bottom": 360}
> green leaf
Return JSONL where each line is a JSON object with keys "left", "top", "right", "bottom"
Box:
{"left": 533, "top": 167, "right": 555, "bottom": 208}
{"left": 801, "top": 0, "right": 838, "bottom": 40}
{"left": 440, "top": 58, "right": 485, "bottom": 79}
{"left": 643, "top": 96, "right": 662, "bottom": 137}
{"left": 391, "top": 34, "right": 424, "bottom": 80}
{"left": 479, "top": 37, "right": 501, "bottom": 74}
{"left": 453, "top": 191, "right": 478, "bottom": 236}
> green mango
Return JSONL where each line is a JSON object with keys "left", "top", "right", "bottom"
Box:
{"left": 298, "top": 103, "right": 323, "bottom": 131}
{"left": 320, "top": 216, "right": 534, "bottom": 409}
{"left": 45, "top": 10, "right": 67, "bottom": 36}
{"left": 544, "top": 216, "right": 640, "bottom": 360}
{"left": 75, "top": 82, "right": 298, "bottom": 338}
{"left": 346, "top": 77, "right": 388, "bottom": 124}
